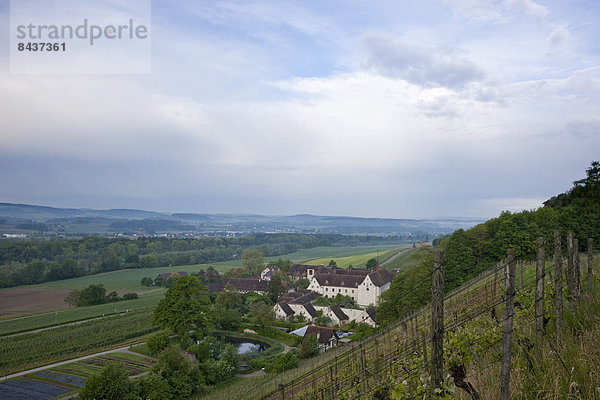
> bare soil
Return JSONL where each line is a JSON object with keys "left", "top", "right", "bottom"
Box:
{"left": 0, "top": 288, "right": 72, "bottom": 316}
{"left": 0, "top": 288, "right": 146, "bottom": 317}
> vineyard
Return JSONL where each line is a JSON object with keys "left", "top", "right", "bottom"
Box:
{"left": 232, "top": 231, "right": 598, "bottom": 399}
{"left": 0, "top": 309, "right": 156, "bottom": 376}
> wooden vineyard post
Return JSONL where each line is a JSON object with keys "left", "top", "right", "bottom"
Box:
{"left": 588, "top": 238, "right": 594, "bottom": 294}
{"left": 500, "top": 249, "right": 517, "bottom": 400}
{"left": 279, "top": 383, "right": 285, "bottom": 400}
{"left": 421, "top": 329, "right": 428, "bottom": 368}
{"left": 574, "top": 239, "right": 581, "bottom": 297}
{"left": 567, "top": 231, "right": 574, "bottom": 296}
{"left": 554, "top": 230, "right": 563, "bottom": 346}
{"left": 431, "top": 248, "right": 445, "bottom": 392}
{"left": 535, "top": 237, "right": 545, "bottom": 338}
{"left": 401, "top": 320, "right": 408, "bottom": 361}
{"left": 493, "top": 267, "right": 498, "bottom": 300}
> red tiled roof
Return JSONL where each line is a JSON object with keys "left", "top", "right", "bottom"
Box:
{"left": 304, "top": 325, "right": 338, "bottom": 344}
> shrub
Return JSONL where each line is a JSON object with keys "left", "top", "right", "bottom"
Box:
{"left": 146, "top": 331, "right": 170, "bottom": 355}
{"left": 122, "top": 292, "right": 138, "bottom": 300}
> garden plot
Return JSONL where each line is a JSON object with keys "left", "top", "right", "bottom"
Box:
{"left": 0, "top": 377, "right": 72, "bottom": 400}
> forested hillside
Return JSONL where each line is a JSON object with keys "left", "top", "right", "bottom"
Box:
{"left": 378, "top": 161, "right": 599, "bottom": 325}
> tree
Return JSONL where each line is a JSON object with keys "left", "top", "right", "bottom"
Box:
{"left": 299, "top": 334, "right": 320, "bottom": 359}
{"left": 215, "top": 284, "right": 244, "bottom": 311}
{"left": 241, "top": 249, "right": 264, "bottom": 275}
{"left": 153, "top": 276, "right": 214, "bottom": 338}
{"left": 80, "top": 363, "right": 134, "bottom": 400}
{"left": 328, "top": 259, "right": 337, "bottom": 267}
{"left": 133, "top": 373, "right": 170, "bottom": 400}
{"left": 315, "top": 309, "right": 331, "bottom": 326}
{"left": 267, "top": 274, "right": 285, "bottom": 303}
{"left": 294, "top": 278, "right": 310, "bottom": 291}
{"left": 216, "top": 308, "right": 242, "bottom": 331}
{"left": 154, "top": 347, "right": 203, "bottom": 399}
{"left": 248, "top": 301, "right": 275, "bottom": 327}
{"left": 141, "top": 277, "right": 153, "bottom": 286}
{"left": 366, "top": 258, "right": 378, "bottom": 269}
{"left": 147, "top": 331, "right": 170, "bottom": 355}
{"left": 77, "top": 284, "right": 107, "bottom": 306}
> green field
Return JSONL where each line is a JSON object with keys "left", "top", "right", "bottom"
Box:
{"left": 0, "top": 289, "right": 164, "bottom": 335}
{"left": 17, "top": 245, "right": 404, "bottom": 291}
{"left": 303, "top": 246, "right": 408, "bottom": 268}
{"left": 0, "top": 244, "right": 404, "bottom": 336}
{"left": 0, "top": 309, "right": 156, "bottom": 376}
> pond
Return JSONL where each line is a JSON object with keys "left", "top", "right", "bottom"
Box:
{"left": 223, "top": 337, "right": 268, "bottom": 355}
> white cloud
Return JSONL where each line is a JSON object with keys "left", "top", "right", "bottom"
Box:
{"left": 443, "top": 0, "right": 506, "bottom": 23}
{"left": 359, "top": 32, "right": 484, "bottom": 89}
{"left": 547, "top": 25, "right": 571, "bottom": 46}
{"left": 504, "top": 0, "right": 548, "bottom": 20}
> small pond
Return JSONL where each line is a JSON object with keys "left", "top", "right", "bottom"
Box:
{"left": 223, "top": 337, "right": 268, "bottom": 355}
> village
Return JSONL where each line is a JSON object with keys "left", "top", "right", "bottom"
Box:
{"left": 155, "top": 262, "right": 395, "bottom": 352}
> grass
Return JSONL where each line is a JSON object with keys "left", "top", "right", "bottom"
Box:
{"left": 378, "top": 246, "right": 423, "bottom": 271}
{"left": 0, "top": 289, "right": 164, "bottom": 335}
{"left": 28, "top": 265, "right": 236, "bottom": 290}
{"left": 302, "top": 245, "right": 408, "bottom": 268}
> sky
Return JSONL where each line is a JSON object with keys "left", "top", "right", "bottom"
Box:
{"left": 0, "top": 0, "right": 599, "bottom": 219}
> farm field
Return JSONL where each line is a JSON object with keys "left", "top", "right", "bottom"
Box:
{"left": 0, "top": 288, "right": 72, "bottom": 317}
{"left": 0, "top": 289, "right": 163, "bottom": 336}
{"left": 302, "top": 245, "right": 408, "bottom": 268}
{"left": 0, "top": 245, "right": 403, "bottom": 335}
{"left": 0, "top": 309, "right": 155, "bottom": 376}
{"left": 0, "top": 351, "right": 156, "bottom": 399}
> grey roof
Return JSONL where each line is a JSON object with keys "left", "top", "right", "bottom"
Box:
{"left": 330, "top": 305, "right": 349, "bottom": 321}
{"left": 368, "top": 269, "right": 393, "bottom": 287}
{"left": 278, "top": 302, "right": 294, "bottom": 316}
{"left": 303, "top": 303, "right": 317, "bottom": 318}
{"left": 289, "top": 264, "right": 335, "bottom": 277}
{"left": 331, "top": 268, "right": 369, "bottom": 277}
{"left": 206, "top": 282, "right": 224, "bottom": 293}
{"left": 225, "top": 277, "right": 267, "bottom": 292}
{"left": 289, "top": 291, "right": 320, "bottom": 305}
{"left": 365, "top": 307, "right": 377, "bottom": 322}
{"left": 315, "top": 274, "right": 364, "bottom": 288}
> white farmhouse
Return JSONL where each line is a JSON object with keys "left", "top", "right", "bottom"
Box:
{"left": 307, "top": 268, "right": 393, "bottom": 307}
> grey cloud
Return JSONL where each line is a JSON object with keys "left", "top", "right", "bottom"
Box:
{"left": 361, "top": 32, "right": 484, "bottom": 89}
{"left": 546, "top": 25, "right": 570, "bottom": 47}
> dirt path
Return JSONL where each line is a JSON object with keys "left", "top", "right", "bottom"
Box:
{"left": 379, "top": 247, "right": 413, "bottom": 267}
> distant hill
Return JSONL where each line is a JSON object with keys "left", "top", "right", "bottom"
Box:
{"left": 0, "top": 202, "right": 483, "bottom": 235}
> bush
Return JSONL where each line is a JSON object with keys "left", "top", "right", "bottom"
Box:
{"left": 80, "top": 363, "right": 134, "bottom": 400}
{"left": 299, "top": 334, "right": 320, "bottom": 359}
{"left": 122, "top": 292, "right": 138, "bottom": 300}
{"left": 264, "top": 351, "right": 298, "bottom": 373}
{"left": 147, "top": 331, "right": 170, "bottom": 355}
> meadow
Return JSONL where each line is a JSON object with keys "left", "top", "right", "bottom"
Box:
{"left": 302, "top": 245, "right": 407, "bottom": 268}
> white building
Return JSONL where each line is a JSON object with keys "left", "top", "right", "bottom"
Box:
{"left": 307, "top": 268, "right": 393, "bottom": 307}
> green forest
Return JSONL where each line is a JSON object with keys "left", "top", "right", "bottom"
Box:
{"left": 0, "top": 233, "right": 404, "bottom": 288}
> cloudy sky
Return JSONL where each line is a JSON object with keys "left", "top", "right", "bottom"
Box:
{"left": 1, "top": 0, "right": 599, "bottom": 219}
